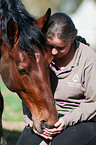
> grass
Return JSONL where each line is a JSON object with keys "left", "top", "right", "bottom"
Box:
{"left": 0, "top": 78, "right": 24, "bottom": 121}
{"left": 0, "top": 77, "right": 25, "bottom": 144}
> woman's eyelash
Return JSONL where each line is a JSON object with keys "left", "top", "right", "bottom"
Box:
{"left": 47, "top": 44, "right": 66, "bottom": 50}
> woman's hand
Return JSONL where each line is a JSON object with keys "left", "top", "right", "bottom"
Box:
{"left": 29, "top": 121, "right": 53, "bottom": 140}
{"left": 29, "top": 118, "right": 65, "bottom": 140}
{"left": 33, "top": 127, "right": 53, "bottom": 140}
{"left": 43, "top": 118, "right": 65, "bottom": 137}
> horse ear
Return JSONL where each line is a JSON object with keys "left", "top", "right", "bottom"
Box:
{"left": 35, "top": 8, "right": 51, "bottom": 32}
{"left": 7, "top": 19, "right": 19, "bottom": 46}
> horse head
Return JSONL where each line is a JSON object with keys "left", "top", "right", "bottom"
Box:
{"left": 0, "top": 5, "right": 58, "bottom": 133}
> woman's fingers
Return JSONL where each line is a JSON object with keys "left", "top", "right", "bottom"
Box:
{"left": 29, "top": 121, "right": 53, "bottom": 139}
{"left": 30, "top": 118, "right": 65, "bottom": 139}
{"left": 30, "top": 121, "right": 33, "bottom": 128}
{"left": 43, "top": 127, "right": 61, "bottom": 135}
{"left": 33, "top": 127, "right": 53, "bottom": 140}
{"left": 43, "top": 118, "right": 65, "bottom": 135}
{"left": 54, "top": 117, "right": 64, "bottom": 127}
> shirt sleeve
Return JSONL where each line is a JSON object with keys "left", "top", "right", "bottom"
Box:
{"left": 62, "top": 61, "right": 96, "bottom": 129}
{"left": 22, "top": 102, "right": 32, "bottom": 126}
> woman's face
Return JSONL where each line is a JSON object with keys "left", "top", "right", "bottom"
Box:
{"left": 47, "top": 36, "right": 72, "bottom": 59}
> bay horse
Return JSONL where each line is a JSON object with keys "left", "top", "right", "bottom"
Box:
{"left": 0, "top": 0, "right": 58, "bottom": 135}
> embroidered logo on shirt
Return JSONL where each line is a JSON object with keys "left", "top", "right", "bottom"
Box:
{"left": 67, "top": 74, "right": 81, "bottom": 88}
{"left": 72, "top": 74, "right": 79, "bottom": 82}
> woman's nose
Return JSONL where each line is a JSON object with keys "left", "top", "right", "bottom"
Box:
{"left": 52, "top": 48, "right": 58, "bottom": 55}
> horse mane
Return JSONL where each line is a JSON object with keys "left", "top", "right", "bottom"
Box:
{"left": 0, "top": 0, "right": 46, "bottom": 53}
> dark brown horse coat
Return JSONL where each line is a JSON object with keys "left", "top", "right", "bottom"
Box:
{"left": 0, "top": 0, "right": 58, "bottom": 138}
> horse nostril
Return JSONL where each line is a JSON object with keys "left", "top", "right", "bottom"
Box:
{"left": 40, "top": 119, "right": 51, "bottom": 130}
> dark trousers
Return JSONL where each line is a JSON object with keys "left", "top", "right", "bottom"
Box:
{"left": 16, "top": 121, "right": 96, "bottom": 145}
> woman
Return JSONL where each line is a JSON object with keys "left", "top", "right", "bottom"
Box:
{"left": 17, "top": 13, "right": 96, "bottom": 145}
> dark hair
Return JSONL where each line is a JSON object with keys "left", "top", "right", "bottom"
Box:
{"left": 0, "top": 0, "right": 46, "bottom": 54}
{"left": 46, "top": 12, "right": 90, "bottom": 46}
{"left": 46, "top": 13, "right": 77, "bottom": 42}
{"left": 75, "top": 36, "right": 90, "bottom": 46}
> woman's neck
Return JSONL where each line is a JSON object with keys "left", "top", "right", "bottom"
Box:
{"left": 53, "top": 42, "right": 76, "bottom": 68}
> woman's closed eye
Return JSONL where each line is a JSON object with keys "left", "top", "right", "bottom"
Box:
{"left": 47, "top": 43, "right": 67, "bottom": 51}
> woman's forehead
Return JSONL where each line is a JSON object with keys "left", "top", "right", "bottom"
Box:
{"left": 47, "top": 37, "right": 69, "bottom": 47}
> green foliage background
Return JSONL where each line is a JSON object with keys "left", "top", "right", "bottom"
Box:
{"left": 0, "top": 78, "right": 23, "bottom": 121}
{"left": 21, "top": 0, "right": 83, "bottom": 17}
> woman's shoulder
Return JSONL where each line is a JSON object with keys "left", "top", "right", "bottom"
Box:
{"left": 78, "top": 41, "right": 96, "bottom": 62}
{"left": 75, "top": 41, "right": 96, "bottom": 69}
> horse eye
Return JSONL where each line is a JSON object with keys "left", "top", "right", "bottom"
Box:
{"left": 17, "top": 68, "right": 27, "bottom": 75}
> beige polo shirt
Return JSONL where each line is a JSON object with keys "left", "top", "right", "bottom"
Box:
{"left": 50, "top": 41, "right": 96, "bottom": 128}
{"left": 23, "top": 41, "right": 96, "bottom": 129}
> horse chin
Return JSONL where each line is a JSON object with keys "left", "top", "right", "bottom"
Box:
{"left": 33, "top": 121, "right": 43, "bottom": 134}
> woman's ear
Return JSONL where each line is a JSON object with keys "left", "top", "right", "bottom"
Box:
{"left": 34, "top": 8, "right": 51, "bottom": 33}
{"left": 7, "top": 18, "right": 19, "bottom": 46}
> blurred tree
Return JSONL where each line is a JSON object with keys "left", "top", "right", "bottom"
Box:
{"left": 21, "top": 0, "right": 62, "bottom": 17}
{"left": 21, "top": 0, "right": 83, "bottom": 17}
{"left": 60, "top": 0, "right": 83, "bottom": 14}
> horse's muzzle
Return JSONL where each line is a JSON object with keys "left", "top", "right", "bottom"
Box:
{"left": 40, "top": 119, "right": 53, "bottom": 130}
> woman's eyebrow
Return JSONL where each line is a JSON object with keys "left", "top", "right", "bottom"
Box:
{"left": 46, "top": 43, "right": 67, "bottom": 49}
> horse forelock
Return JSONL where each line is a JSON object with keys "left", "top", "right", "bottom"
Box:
{"left": 0, "top": 0, "right": 46, "bottom": 55}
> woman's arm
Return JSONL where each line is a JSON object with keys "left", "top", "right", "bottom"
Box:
{"left": 42, "top": 61, "right": 96, "bottom": 138}
{"left": 62, "top": 61, "right": 96, "bottom": 127}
